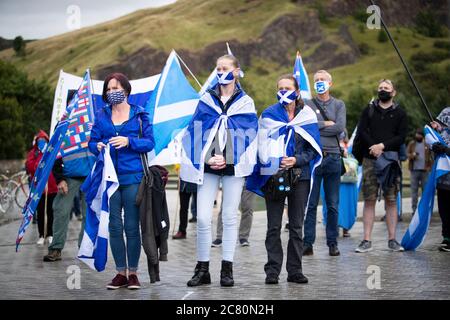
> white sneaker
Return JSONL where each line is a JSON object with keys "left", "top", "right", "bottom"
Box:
{"left": 46, "top": 236, "right": 53, "bottom": 245}
{"left": 36, "top": 237, "right": 45, "bottom": 245}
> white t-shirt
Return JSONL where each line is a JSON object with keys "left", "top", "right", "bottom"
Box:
{"left": 221, "top": 95, "right": 231, "bottom": 105}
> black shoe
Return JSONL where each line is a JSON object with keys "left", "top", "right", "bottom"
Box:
{"left": 302, "top": 246, "right": 313, "bottom": 256}
{"left": 43, "top": 249, "right": 61, "bottom": 262}
{"left": 287, "top": 273, "right": 308, "bottom": 284}
{"left": 220, "top": 260, "right": 234, "bottom": 287}
{"left": 329, "top": 244, "right": 340, "bottom": 256}
{"left": 265, "top": 273, "right": 279, "bottom": 284}
{"left": 187, "top": 261, "right": 211, "bottom": 287}
{"left": 189, "top": 217, "right": 197, "bottom": 223}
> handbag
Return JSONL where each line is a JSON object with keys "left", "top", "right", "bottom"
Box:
{"left": 138, "top": 117, "right": 168, "bottom": 187}
{"left": 340, "top": 156, "right": 359, "bottom": 184}
{"left": 262, "top": 168, "right": 302, "bottom": 201}
{"left": 311, "top": 98, "right": 346, "bottom": 176}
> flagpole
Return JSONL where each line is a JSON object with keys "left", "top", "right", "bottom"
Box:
{"left": 174, "top": 52, "right": 203, "bottom": 90}
{"left": 368, "top": 0, "right": 434, "bottom": 122}
{"left": 44, "top": 184, "right": 48, "bottom": 241}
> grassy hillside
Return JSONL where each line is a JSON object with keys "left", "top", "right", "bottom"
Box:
{"left": 0, "top": 0, "right": 303, "bottom": 82}
{"left": 0, "top": 0, "right": 448, "bottom": 130}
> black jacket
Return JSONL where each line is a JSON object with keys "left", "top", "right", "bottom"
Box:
{"left": 359, "top": 100, "right": 408, "bottom": 159}
{"left": 136, "top": 166, "right": 170, "bottom": 283}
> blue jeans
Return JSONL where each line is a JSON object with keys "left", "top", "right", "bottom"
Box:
{"left": 304, "top": 153, "right": 341, "bottom": 247}
{"left": 109, "top": 183, "right": 141, "bottom": 272}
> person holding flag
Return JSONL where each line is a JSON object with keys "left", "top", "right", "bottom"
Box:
{"left": 430, "top": 107, "right": 450, "bottom": 252}
{"left": 43, "top": 77, "right": 96, "bottom": 262}
{"left": 88, "top": 73, "right": 154, "bottom": 290}
{"left": 247, "top": 74, "right": 321, "bottom": 285}
{"left": 25, "top": 130, "right": 58, "bottom": 245}
{"left": 181, "top": 54, "right": 258, "bottom": 287}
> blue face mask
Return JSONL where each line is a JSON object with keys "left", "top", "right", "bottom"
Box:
{"left": 37, "top": 139, "right": 47, "bottom": 152}
{"left": 107, "top": 90, "right": 126, "bottom": 105}
{"left": 217, "top": 70, "right": 235, "bottom": 85}
{"left": 314, "top": 81, "right": 330, "bottom": 94}
{"left": 277, "top": 90, "right": 298, "bottom": 106}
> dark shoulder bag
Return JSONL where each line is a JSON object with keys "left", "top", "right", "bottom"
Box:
{"left": 352, "top": 103, "right": 374, "bottom": 165}
{"left": 262, "top": 167, "right": 302, "bottom": 201}
{"left": 138, "top": 117, "right": 168, "bottom": 187}
{"left": 311, "top": 98, "right": 346, "bottom": 176}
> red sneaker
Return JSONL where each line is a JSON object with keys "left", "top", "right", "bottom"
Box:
{"left": 106, "top": 274, "right": 128, "bottom": 290}
{"left": 127, "top": 274, "right": 141, "bottom": 290}
{"left": 172, "top": 231, "right": 186, "bottom": 239}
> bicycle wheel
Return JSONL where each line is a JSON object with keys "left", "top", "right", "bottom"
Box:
{"left": 0, "top": 180, "right": 17, "bottom": 215}
{"left": 15, "top": 181, "right": 29, "bottom": 210}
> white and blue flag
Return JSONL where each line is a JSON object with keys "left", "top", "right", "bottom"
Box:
{"left": 78, "top": 144, "right": 119, "bottom": 271}
{"left": 51, "top": 71, "right": 160, "bottom": 136}
{"left": 293, "top": 51, "right": 312, "bottom": 100}
{"left": 401, "top": 125, "right": 450, "bottom": 250}
{"left": 246, "top": 103, "right": 322, "bottom": 205}
{"left": 146, "top": 50, "right": 200, "bottom": 166}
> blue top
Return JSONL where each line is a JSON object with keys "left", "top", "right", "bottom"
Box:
{"left": 114, "top": 124, "right": 124, "bottom": 133}
{"left": 89, "top": 104, "right": 154, "bottom": 186}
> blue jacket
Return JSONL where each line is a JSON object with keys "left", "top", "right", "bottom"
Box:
{"left": 88, "top": 104, "right": 155, "bottom": 185}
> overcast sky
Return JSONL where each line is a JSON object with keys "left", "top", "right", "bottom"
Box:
{"left": 0, "top": 0, "right": 176, "bottom": 39}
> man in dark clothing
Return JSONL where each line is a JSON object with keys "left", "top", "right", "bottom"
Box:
{"left": 355, "top": 79, "right": 408, "bottom": 253}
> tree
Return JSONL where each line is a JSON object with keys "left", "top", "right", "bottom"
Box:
{"left": 346, "top": 86, "right": 371, "bottom": 132}
{"left": 0, "top": 60, "right": 53, "bottom": 159}
{"left": 12, "top": 36, "right": 26, "bottom": 56}
{"left": 415, "top": 10, "right": 446, "bottom": 38}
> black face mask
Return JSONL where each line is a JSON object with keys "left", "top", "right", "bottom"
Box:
{"left": 378, "top": 90, "right": 392, "bottom": 102}
{"left": 416, "top": 136, "right": 423, "bottom": 142}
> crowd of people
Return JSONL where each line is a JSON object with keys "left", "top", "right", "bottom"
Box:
{"left": 26, "top": 54, "right": 450, "bottom": 290}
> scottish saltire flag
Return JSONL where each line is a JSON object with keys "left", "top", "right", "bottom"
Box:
{"left": 50, "top": 71, "right": 160, "bottom": 135}
{"left": 78, "top": 144, "right": 119, "bottom": 271}
{"left": 246, "top": 103, "right": 322, "bottom": 204}
{"left": 145, "top": 50, "right": 199, "bottom": 166}
{"left": 181, "top": 84, "right": 258, "bottom": 184}
{"left": 59, "top": 70, "right": 94, "bottom": 157}
{"left": 199, "top": 42, "right": 243, "bottom": 95}
{"left": 15, "top": 120, "right": 70, "bottom": 251}
{"left": 401, "top": 125, "right": 450, "bottom": 250}
{"left": 293, "top": 51, "right": 312, "bottom": 100}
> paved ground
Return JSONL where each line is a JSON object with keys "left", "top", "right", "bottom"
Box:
{"left": 0, "top": 190, "right": 449, "bottom": 300}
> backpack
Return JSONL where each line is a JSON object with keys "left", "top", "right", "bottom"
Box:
{"left": 352, "top": 103, "right": 375, "bottom": 165}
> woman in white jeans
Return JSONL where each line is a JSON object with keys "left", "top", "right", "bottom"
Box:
{"left": 181, "top": 54, "right": 258, "bottom": 287}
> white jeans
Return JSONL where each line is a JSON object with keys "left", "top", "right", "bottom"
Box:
{"left": 196, "top": 173, "right": 245, "bottom": 262}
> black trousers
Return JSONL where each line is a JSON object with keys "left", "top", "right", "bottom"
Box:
{"left": 437, "top": 188, "right": 450, "bottom": 239}
{"left": 264, "top": 180, "right": 310, "bottom": 277}
{"left": 178, "top": 190, "right": 197, "bottom": 233}
{"left": 37, "top": 193, "right": 56, "bottom": 237}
